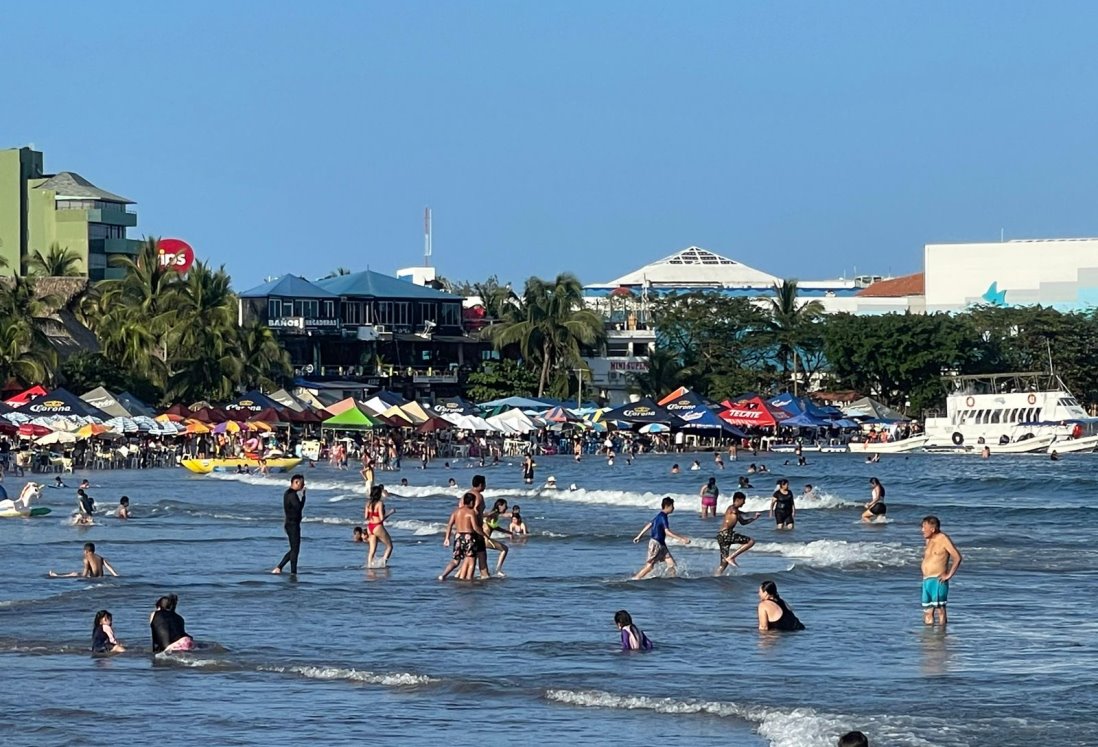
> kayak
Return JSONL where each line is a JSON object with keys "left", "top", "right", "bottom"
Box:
{"left": 0, "top": 507, "right": 52, "bottom": 518}
{"left": 181, "top": 457, "right": 303, "bottom": 475}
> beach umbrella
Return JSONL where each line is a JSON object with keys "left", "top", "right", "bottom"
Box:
{"left": 156, "top": 413, "right": 185, "bottom": 423}
{"left": 36, "top": 430, "right": 78, "bottom": 445}
{"left": 184, "top": 419, "right": 211, "bottom": 434}
{"left": 75, "top": 423, "right": 110, "bottom": 439}
{"left": 213, "top": 421, "right": 243, "bottom": 434}
{"left": 639, "top": 423, "right": 669, "bottom": 434}
{"left": 246, "top": 421, "right": 273, "bottom": 432}
{"left": 416, "top": 417, "right": 453, "bottom": 434}
{"left": 18, "top": 423, "right": 52, "bottom": 438}
{"left": 104, "top": 417, "right": 139, "bottom": 434}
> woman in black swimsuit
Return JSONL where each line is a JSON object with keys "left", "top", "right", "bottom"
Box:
{"left": 757, "top": 580, "right": 805, "bottom": 631}
{"left": 861, "top": 477, "right": 887, "bottom": 522}
{"left": 770, "top": 479, "right": 795, "bottom": 529}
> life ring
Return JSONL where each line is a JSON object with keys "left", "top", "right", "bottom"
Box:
{"left": 965, "top": 396, "right": 975, "bottom": 408}
{"left": 951, "top": 432, "right": 964, "bottom": 446}
{"left": 1027, "top": 394, "right": 1037, "bottom": 405}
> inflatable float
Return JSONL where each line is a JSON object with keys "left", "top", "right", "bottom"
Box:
{"left": 0, "top": 483, "right": 52, "bottom": 518}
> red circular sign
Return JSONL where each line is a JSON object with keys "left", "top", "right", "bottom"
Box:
{"left": 156, "top": 238, "right": 195, "bottom": 273}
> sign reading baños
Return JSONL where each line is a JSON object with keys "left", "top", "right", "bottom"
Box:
{"left": 157, "top": 238, "right": 195, "bottom": 273}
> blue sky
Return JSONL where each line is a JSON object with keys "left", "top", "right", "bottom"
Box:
{"left": 4, "top": 2, "right": 1097, "bottom": 290}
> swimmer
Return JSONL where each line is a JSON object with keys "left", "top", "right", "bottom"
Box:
{"left": 715, "top": 491, "right": 759, "bottom": 574}
{"left": 400, "top": 478, "right": 409, "bottom": 487}
{"left": 54, "top": 475, "right": 67, "bottom": 488}
{"left": 757, "top": 464, "right": 769, "bottom": 474}
{"left": 79, "top": 479, "right": 90, "bottom": 490}
{"left": 839, "top": 732, "right": 870, "bottom": 747}
{"left": 738, "top": 476, "right": 753, "bottom": 489}
{"left": 802, "top": 483, "right": 816, "bottom": 499}
{"left": 699, "top": 476, "right": 720, "bottom": 519}
{"left": 545, "top": 476, "right": 558, "bottom": 490}
{"left": 921, "top": 515, "right": 962, "bottom": 625}
{"left": 482, "top": 498, "right": 511, "bottom": 576}
{"left": 608, "top": 454, "right": 615, "bottom": 467}
{"left": 1050, "top": 450, "right": 1060, "bottom": 461}
{"left": 439, "top": 492, "right": 482, "bottom": 581}
{"left": 631, "top": 497, "right": 689, "bottom": 580}
{"left": 865, "top": 453, "right": 880, "bottom": 464}
{"left": 308, "top": 459, "right": 317, "bottom": 468}
{"left": 770, "top": 479, "right": 796, "bottom": 529}
{"left": 747, "top": 463, "right": 757, "bottom": 474}
{"left": 614, "top": 609, "right": 653, "bottom": 651}
{"left": 364, "top": 485, "right": 395, "bottom": 568}
{"left": 797, "top": 454, "right": 807, "bottom": 467}
{"left": 757, "top": 580, "right": 805, "bottom": 631}
{"left": 116, "top": 496, "right": 130, "bottom": 520}
{"left": 509, "top": 505, "right": 528, "bottom": 535}
{"left": 981, "top": 445, "right": 990, "bottom": 459}
{"left": 671, "top": 464, "right": 680, "bottom": 474}
{"left": 91, "top": 610, "right": 125, "bottom": 654}
{"left": 714, "top": 452, "right": 724, "bottom": 470}
{"left": 448, "top": 478, "right": 458, "bottom": 488}
{"left": 861, "top": 477, "right": 886, "bottom": 522}
{"left": 150, "top": 594, "right": 194, "bottom": 653}
{"left": 50, "top": 542, "right": 118, "bottom": 578}
{"left": 75, "top": 488, "right": 95, "bottom": 525}
{"left": 690, "top": 460, "right": 701, "bottom": 471}
{"left": 352, "top": 526, "right": 364, "bottom": 543}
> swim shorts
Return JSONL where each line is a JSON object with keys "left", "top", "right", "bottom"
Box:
{"left": 716, "top": 528, "right": 751, "bottom": 556}
{"left": 471, "top": 532, "right": 486, "bottom": 554}
{"left": 701, "top": 496, "right": 717, "bottom": 507}
{"left": 921, "top": 577, "right": 949, "bottom": 608}
{"left": 646, "top": 539, "right": 670, "bottom": 564}
{"left": 869, "top": 502, "right": 887, "bottom": 516}
{"left": 774, "top": 508, "right": 794, "bottom": 526}
{"left": 453, "top": 532, "right": 475, "bottom": 561}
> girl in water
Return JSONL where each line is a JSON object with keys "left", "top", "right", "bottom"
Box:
{"left": 614, "top": 609, "right": 653, "bottom": 651}
{"left": 509, "top": 504, "right": 528, "bottom": 535}
{"left": 757, "top": 580, "right": 805, "bottom": 632}
{"left": 482, "top": 498, "right": 511, "bottom": 576}
{"left": 365, "top": 486, "right": 395, "bottom": 567}
{"left": 92, "top": 609, "right": 125, "bottom": 654}
{"left": 699, "top": 477, "right": 720, "bottom": 519}
{"left": 862, "top": 477, "right": 887, "bottom": 522}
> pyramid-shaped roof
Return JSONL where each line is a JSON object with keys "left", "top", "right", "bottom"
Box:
{"left": 23, "top": 387, "right": 110, "bottom": 419}
{"left": 34, "top": 172, "right": 133, "bottom": 204}
{"left": 81, "top": 387, "right": 131, "bottom": 419}
{"left": 316, "top": 270, "right": 458, "bottom": 300}
{"left": 238, "top": 274, "right": 339, "bottom": 299}
{"left": 603, "top": 246, "right": 779, "bottom": 288}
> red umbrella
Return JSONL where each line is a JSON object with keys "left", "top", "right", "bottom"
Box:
{"left": 248, "top": 407, "right": 289, "bottom": 425}
{"left": 416, "top": 417, "right": 453, "bottom": 434}
{"left": 18, "top": 423, "right": 52, "bottom": 437}
{"left": 162, "top": 403, "right": 192, "bottom": 418}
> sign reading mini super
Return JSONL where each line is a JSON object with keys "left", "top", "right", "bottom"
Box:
{"left": 157, "top": 238, "right": 195, "bottom": 273}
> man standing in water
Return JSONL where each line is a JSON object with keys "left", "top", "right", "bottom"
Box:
{"left": 272, "top": 474, "right": 306, "bottom": 575}
{"left": 631, "top": 497, "right": 690, "bottom": 579}
{"left": 467, "top": 474, "right": 498, "bottom": 579}
{"left": 921, "top": 515, "right": 962, "bottom": 625}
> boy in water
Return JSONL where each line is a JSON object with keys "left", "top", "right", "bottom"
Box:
{"left": 631, "top": 497, "right": 690, "bottom": 579}
{"left": 715, "top": 492, "right": 760, "bottom": 574}
{"left": 50, "top": 542, "right": 118, "bottom": 578}
{"left": 439, "top": 493, "right": 483, "bottom": 581}
{"left": 116, "top": 496, "right": 131, "bottom": 520}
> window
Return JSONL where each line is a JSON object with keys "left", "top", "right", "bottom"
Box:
{"left": 418, "top": 302, "right": 437, "bottom": 324}
{"left": 394, "top": 301, "right": 410, "bottom": 327}
{"left": 990, "top": 409, "right": 1001, "bottom": 424}
{"left": 88, "top": 223, "right": 125, "bottom": 239}
{"left": 343, "top": 302, "right": 363, "bottom": 325}
{"left": 440, "top": 303, "right": 460, "bottom": 327}
{"left": 376, "top": 301, "right": 392, "bottom": 325}
{"left": 294, "top": 299, "right": 318, "bottom": 318}
{"left": 268, "top": 299, "right": 281, "bottom": 319}
{"left": 323, "top": 300, "right": 335, "bottom": 319}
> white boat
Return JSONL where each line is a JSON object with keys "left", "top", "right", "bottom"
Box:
{"left": 850, "top": 435, "right": 930, "bottom": 454}
{"left": 924, "top": 372, "right": 1098, "bottom": 453}
{"left": 1046, "top": 434, "right": 1098, "bottom": 454}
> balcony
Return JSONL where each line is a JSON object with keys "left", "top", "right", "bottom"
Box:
{"left": 89, "top": 238, "right": 140, "bottom": 256}
{"left": 56, "top": 206, "right": 138, "bottom": 227}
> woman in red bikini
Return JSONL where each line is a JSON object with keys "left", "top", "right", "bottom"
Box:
{"left": 365, "top": 485, "right": 395, "bottom": 568}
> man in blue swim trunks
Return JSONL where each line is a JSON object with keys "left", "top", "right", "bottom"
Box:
{"left": 920, "top": 515, "right": 962, "bottom": 625}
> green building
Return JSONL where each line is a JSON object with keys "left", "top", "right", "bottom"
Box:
{"left": 0, "top": 146, "right": 139, "bottom": 280}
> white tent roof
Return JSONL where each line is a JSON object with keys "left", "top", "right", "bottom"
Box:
{"left": 602, "top": 246, "right": 779, "bottom": 288}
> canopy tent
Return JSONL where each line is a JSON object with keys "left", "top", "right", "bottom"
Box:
{"left": 81, "top": 387, "right": 132, "bottom": 419}
{"left": 490, "top": 408, "right": 538, "bottom": 434}
{"left": 659, "top": 389, "right": 744, "bottom": 435}
{"left": 289, "top": 387, "right": 328, "bottom": 410}
{"left": 380, "top": 405, "right": 415, "bottom": 425}
{"left": 718, "top": 394, "right": 789, "bottom": 428}
{"left": 780, "top": 412, "right": 829, "bottom": 428}
{"left": 160, "top": 403, "right": 192, "bottom": 418}
{"left": 189, "top": 406, "right": 231, "bottom": 423}
{"left": 285, "top": 407, "right": 325, "bottom": 424}
{"left": 248, "top": 407, "right": 290, "bottom": 425}
{"left": 116, "top": 391, "right": 156, "bottom": 418}
{"left": 324, "top": 397, "right": 360, "bottom": 416}
{"left": 416, "top": 417, "right": 453, "bottom": 433}
{"left": 322, "top": 405, "right": 381, "bottom": 429}
{"left": 768, "top": 394, "right": 842, "bottom": 420}
{"left": 268, "top": 388, "right": 308, "bottom": 412}
{"left": 843, "top": 397, "right": 910, "bottom": 422}
{"left": 541, "top": 406, "right": 578, "bottom": 423}
{"left": 21, "top": 388, "right": 110, "bottom": 420}
{"left": 363, "top": 390, "right": 409, "bottom": 414}
{"left": 432, "top": 396, "right": 478, "bottom": 416}
{"left": 223, "top": 390, "right": 283, "bottom": 416}
{"left": 477, "top": 395, "right": 552, "bottom": 410}
{"left": 6, "top": 385, "right": 48, "bottom": 407}
{"left": 601, "top": 397, "right": 683, "bottom": 426}
{"left": 399, "top": 401, "right": 431, "bottom": 424}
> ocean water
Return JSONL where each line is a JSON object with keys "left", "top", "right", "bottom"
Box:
{"left": 2, "top": 452, "right": 1096, "bottom": 746}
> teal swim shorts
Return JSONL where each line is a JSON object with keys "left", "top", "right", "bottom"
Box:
{"left": 921, "top": 577, "right": 949, "bottom": 608}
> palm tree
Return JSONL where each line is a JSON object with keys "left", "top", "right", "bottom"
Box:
{"left": 28, "top": 242, "right": 84, "bottom": 277}
{"left": 489, "top": 273, "right": 605, "bottom": 397}
{"left": 629, "top": 348, "right": 685, "bottom": 399}
{"left": 321, "top": 267, "right": 352, "bottom": 279}
{"left": 763, "top": 279, "right": 825, "bottom": 394}
{"left": 0, "top": 275, "right": 60, "bottom": 384}
{"left": 165, "top": 261, "right": 241, "bottom": 401}
{"left": 237, "top": 319, "right": 291, "bottom": 390}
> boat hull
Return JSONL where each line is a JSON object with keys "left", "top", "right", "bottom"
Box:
{"left": 1047, "top": 435, "right": 1098, "bottom": 454}
{"left": 181, "top": 458, "right": 303, "bottom": 474}
{"left": 850, "top": 436, "right": 929, "bottom": 454}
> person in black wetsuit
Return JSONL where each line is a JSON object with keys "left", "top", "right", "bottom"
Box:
{"left": 150, "top": 594, "right": 191, "bottom": 652}
{"left": 757, "top": 580, "right": 805, "bottom": 631}
{"left": 770, "top": 479, "right": 796, "bottom": 529}
{"left": 272, "top": 474, "right": 306, "bottom": 574}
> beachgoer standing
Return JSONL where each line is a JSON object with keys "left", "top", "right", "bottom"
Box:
{"left": 921, "top": 515, "right": 962, "bottom": 625}
{"left": 631, "top": 497, "right": 689, "bottom": 579}
{"left": 272, "top": 474, "right": 306, "bottom": 575}
{"left": 699, "top": 476, "right": 720, "bottom": 519}
{"left": 770, "top": 479, "right": 796, "bottom": 529}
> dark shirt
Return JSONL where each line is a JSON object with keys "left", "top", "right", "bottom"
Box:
{"left": 151, "top": 609, "right": 188, "bottom": 652}
{"left": 773, "top": 489, "right": 795, "bottom": 511}
{"left": 283, "top": 488, "right": 305, "bottom": 524}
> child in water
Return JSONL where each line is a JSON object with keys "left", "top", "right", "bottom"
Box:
{"left": 92, "top": 610, "right": 125, "bottom": 654}
{"left": 614, "top": 609, "right": 653, "bottom": 651}
{"left": 352, "top": 526, "right": 364, "bottom": 543}
{"left": 509, "top": 505, "right": 528, "bottom": 535}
